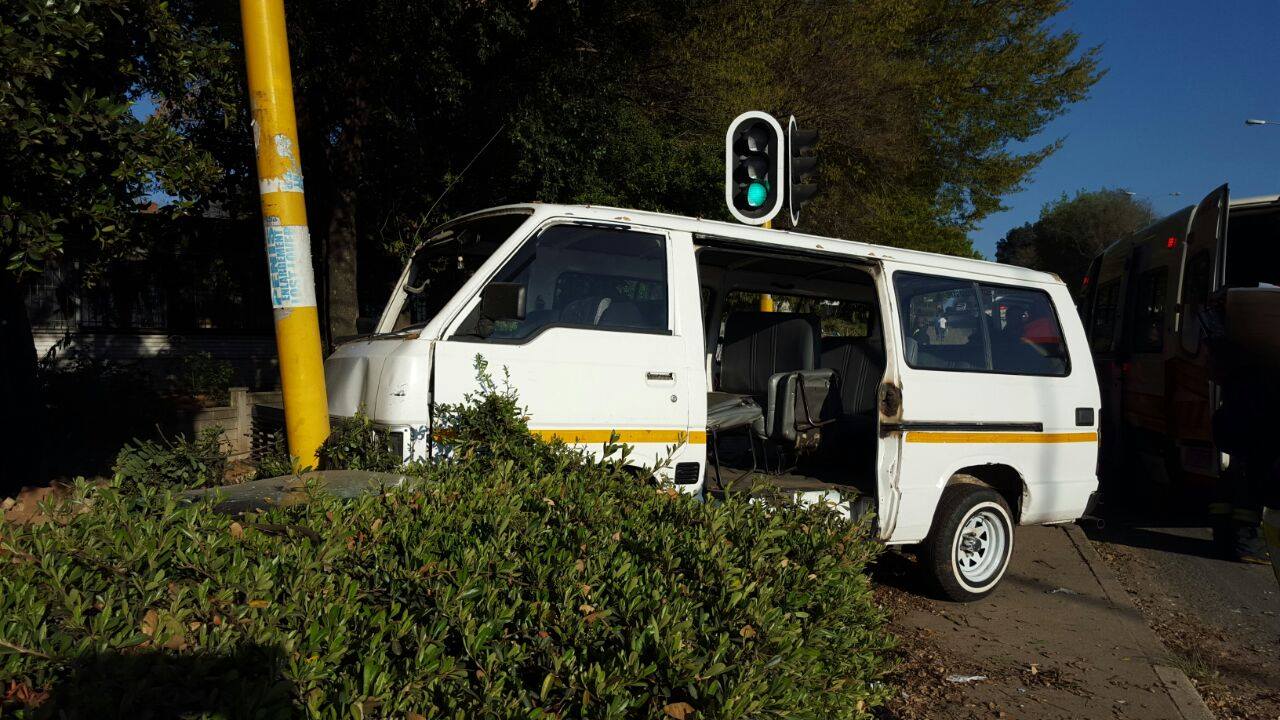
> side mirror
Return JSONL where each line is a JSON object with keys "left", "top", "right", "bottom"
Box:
{"left": 355, "top": 316, "right": 377, "bottom": 335}
{"left": 480, "top": 282, "right": 526, "bottom": 323}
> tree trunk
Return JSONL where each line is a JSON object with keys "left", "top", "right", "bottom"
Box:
{"left": 0, "top": 273, "right": 42, "bottom": 494}
{"left": 325, "top": 159, "right": 360, "bottom": 342}
{"left": 323, "top": 100, "right": 366, "bottom": 344}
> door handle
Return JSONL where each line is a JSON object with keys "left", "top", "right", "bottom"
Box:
{"left": 646, "top": 371, "right": 675, "bottom": 381}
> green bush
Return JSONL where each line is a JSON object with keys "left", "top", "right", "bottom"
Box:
{"left": 317, "top": 413, "right": 406, "bottom": 474}
{"left": 0, "top": 376, "right": 893, "bottom": 718}
{"left": 251, "top": 432, "right": 296, "bottom": 480}
{"left": 112, "top": 426, "right": 229, "bottom": 490}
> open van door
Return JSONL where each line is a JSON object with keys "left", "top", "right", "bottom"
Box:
{"left": 1177, "top": 184, "right": 1229, "bottom": 355}
{"left": 1164, "top": 184, "right": 1228, "bottom": 479}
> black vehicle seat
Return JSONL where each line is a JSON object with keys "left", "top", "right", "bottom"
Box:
{"left": 714, "top": 311, "right": 839, "bottom": 444}
{"left": 819, "top": 337, "right": 884, "bottom": 423}
{"left": 720, "top": 311, "right": 820, "bottom": 400}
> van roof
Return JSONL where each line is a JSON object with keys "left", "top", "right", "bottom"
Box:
{"left": 449, "top": 203, "right": 1064, "bottom": 287}
{"left": 1231, "top": 193, "right": 1280, "bottom": 209}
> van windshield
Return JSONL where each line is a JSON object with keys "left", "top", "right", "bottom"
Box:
{"left": 390, "top": 213, "right": 529, "bottom": 331}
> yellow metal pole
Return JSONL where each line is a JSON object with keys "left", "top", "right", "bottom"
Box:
{"left": 241, "top": 0, "right": 330, "bottom": 469}
{"left": 760, "top": 219, "right": 774, "bottom": 311}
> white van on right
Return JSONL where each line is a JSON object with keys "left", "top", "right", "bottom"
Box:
{"left": 877, "top": 261, "right": 1101, "bottom": 600}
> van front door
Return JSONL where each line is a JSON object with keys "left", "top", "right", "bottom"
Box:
{"left": 430, "top": 222, "right": 705, "bottom": 483}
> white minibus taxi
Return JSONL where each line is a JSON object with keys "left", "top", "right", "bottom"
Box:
{"left": 325, "top": 204, "right": 1100, "bottom": 600}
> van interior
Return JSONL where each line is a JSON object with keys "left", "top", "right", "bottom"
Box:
{"left": 695, "top": 240, "right": 885, "bottom": 513}
{"left": 1226, "top": 203, "right": 1280, "bottom": 288}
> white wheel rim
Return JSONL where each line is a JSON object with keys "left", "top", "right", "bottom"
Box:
{"left": 953, "top": 506, "right": 1009, "bottom": 587}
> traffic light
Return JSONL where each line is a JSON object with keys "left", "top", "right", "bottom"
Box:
{"left": 787, "top": 115, "right": 819, "bottom": 226}
{"left": 725, "top": 111, "right": 785, "bottom": 226}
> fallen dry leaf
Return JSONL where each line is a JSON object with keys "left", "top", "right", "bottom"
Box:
{"left": 140, "top": 609, "right": 159, "bottom": 636}
{"left": 229, "top": 521, "right": 244, "bottom": 539}
{"left": 247, "top": 599, "right": 271, "bottom": 609}
{"left": 4, "top": 680, "right": 49, "bottom": 708}
{"left": 739, "top": 625, "right": 756, "bottom": 638}
{"left": 664, "top": 701, "right": 695, "bottom": 719}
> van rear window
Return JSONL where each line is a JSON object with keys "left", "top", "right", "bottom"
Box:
{"left": 894, "top": 272, "right": 1069, "bottom": 377}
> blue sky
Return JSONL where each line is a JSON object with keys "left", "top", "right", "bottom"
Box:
{"left": 968, "top": 0, "right": 1280, "bottom": 258}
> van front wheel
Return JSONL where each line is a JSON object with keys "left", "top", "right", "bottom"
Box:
{"left": 922, "top": 484, "right": 1014, "bottom": 601}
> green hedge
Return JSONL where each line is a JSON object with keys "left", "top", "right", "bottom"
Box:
{"left": 0, "top": 379, "right": 893, "bottom": 718}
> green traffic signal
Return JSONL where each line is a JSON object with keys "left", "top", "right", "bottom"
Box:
{"left": 746, "top": 181, "right": 767, "bottom": 207}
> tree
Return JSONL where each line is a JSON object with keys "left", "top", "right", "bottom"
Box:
{"left": 192, "top": 0, "right": 1101, "bottom": 340}
{"left": 633, "top": 0, "right": 1101, "bottom": 253}
{"left": 0, "top": 0, "right": 239, "bottom": 489}
{"left": 994, "top": 189, "right": 1156, "bottom": 285}
{"left": 995, "top": 223, "right": 1042, "bottom": 268}
{"left": 2, "top": 0, "right": 1105, "bottom": 488}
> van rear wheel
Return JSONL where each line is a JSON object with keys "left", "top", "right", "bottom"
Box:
{"left": 922, "top": 484, "right": 1014, "bottom": 602}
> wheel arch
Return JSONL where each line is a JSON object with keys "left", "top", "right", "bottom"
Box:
{"left": 946, "top": 464, "right": 1028, "bottom": 522}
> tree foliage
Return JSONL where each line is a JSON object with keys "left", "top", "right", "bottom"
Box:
{"left": 0, "top": 0, "right": 238, "bottom": 277}
{"left": 995, "top": 188, "right": 1157, "bottom": 285}
{"left": 3, "top": 0, "right": 1102, "bottom": 325}
{"left": 191, "top": 0, "right": 1102, "bottom": 332}
{"left": 638, "top": 0, "right": 1101, "bottom": 254}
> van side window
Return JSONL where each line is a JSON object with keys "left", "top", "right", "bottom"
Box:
{"left": 460, "top": 224, "right": 669, "bottom": 341}
{"left": 893, "top": 274, "right": 985, "bottom": 370}
{"left": 1131, "top": 267, "right": 1167, "bottom": 353}
{"left": 978, "top": 285, "right": 1069, "bottom": 375}
{"left": 1181, "top": 250, "right": 1212, "bottom": 306}
{"left": 1089, "top": 279, "right": 1121, "bottom": 352}
{"left": 893, "top": 272, "right": 1070, "bottom": 377}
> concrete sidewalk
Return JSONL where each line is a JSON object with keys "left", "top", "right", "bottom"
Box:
{"left": 880, "top": 524, "right": 1213, "bottom": 719}
{"left": 1086, "top": 515, "right": 1280, "bottom": 717}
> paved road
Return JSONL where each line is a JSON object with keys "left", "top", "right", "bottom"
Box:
{"left": 1086, "top": 514, "right": 1280, "bottom": 718}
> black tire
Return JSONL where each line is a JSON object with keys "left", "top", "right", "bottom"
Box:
{"left": 921, "top": 483, "right": 1015, "bottom": 602}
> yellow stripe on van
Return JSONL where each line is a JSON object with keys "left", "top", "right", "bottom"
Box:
{"left": 531, "top": 429, "right": 707, "bottom": 445}
{"left": 906, "top": 431, "right": 1098, "bottom": 444}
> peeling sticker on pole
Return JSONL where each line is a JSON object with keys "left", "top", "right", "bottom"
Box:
{"left": 265, "top": 225, "right": 317, "bottom": 308}
{"left": 259, "top": 174, "right": 304, "bottom": 194}
{"left": 259, "top": 133, "right": 304, "bottom": 194}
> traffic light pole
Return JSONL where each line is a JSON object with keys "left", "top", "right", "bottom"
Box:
{"left": 241, "top": 0, "right": 330, "bottom": 469}
{"left": 760, "top": 219, "right": 774, "bottom": 311}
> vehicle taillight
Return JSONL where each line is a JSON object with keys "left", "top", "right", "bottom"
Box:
{"left": 1166, "top": 236, "right": 1178, "bottom": 249}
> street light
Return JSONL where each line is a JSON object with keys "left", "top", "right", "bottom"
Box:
{"left": 1245, "top": 118, "right": 1278, "bottom": 126}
